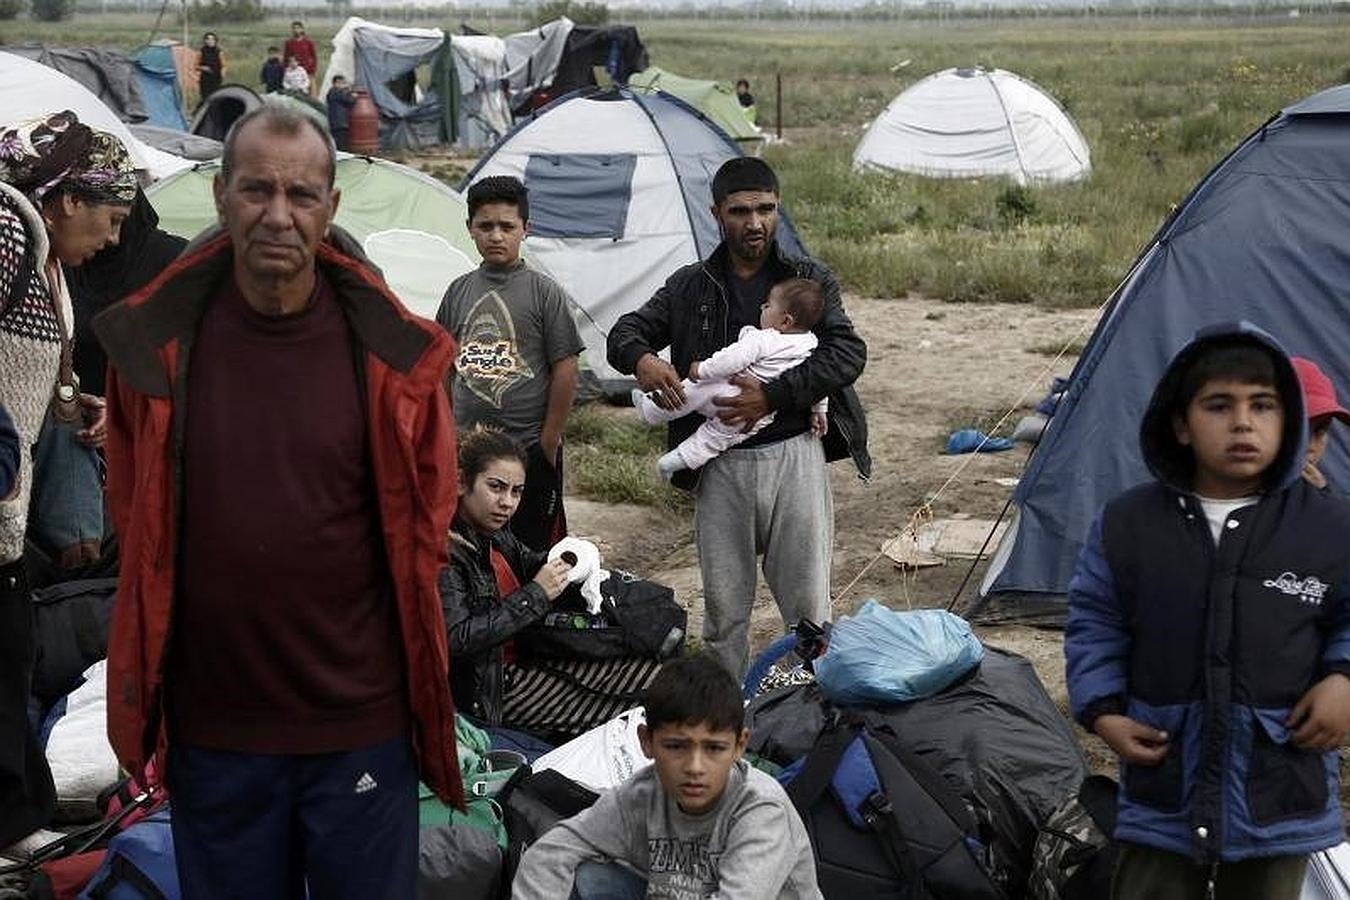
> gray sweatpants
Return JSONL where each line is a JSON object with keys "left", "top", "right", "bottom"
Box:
{"left": 693, "top": 431, "right": 833, "bottom": 681}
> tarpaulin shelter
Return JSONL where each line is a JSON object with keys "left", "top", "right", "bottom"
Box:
{"left": 973, "top": 83, "right": 1350, "bottom": 625}
{"left": 321, "top": 17, "right": 453, "bottom": 151}
{"left": 463, "top": 86, "right": 806, "bottom": 388}
{"left": 446, "top": 34, "right": 512, "bottom": 149}
{"left": 0, "top": 52, "right": 191, "bottom": 181}
{"left": 549, "top": 25, "right": 647, "bottom": 98}
{"left": 130, "top": 42, "right": 189, "bottom": 131}
{"left": 499, "top": 17, "right": 573, "bottom": 113}
{"left": 854, "top": 66, "right": 1090, "bottom": 185}
{"left": 3, "top": 44, "right": 187, "bottom": 131}
{"left": 147, "top": 155, "right": 481, "bottom": 318}
{"left": 445, "top": 17, "right": 573, "bottom": 146}
{"left": 629, "top": 66, "right": 763, "bottom": 151}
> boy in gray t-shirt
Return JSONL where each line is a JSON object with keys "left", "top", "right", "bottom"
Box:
{"left": 512, "top": 655, "right": 822, "bottom": 900}
{"left": 436, "top": 176, "right": 584, "bottom": 550}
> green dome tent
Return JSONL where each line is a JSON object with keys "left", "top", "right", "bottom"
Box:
{"left": 629, "top": 66, "right": 763, "bottom": 151}
{"left": 146, "top": 154, "right": 482, "bottom": 319}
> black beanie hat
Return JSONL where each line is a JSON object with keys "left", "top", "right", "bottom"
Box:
{"left": 712, "top": 157, "right": 779, "bottom": 203}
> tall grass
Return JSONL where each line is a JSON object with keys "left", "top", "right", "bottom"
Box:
{"left": 638, "top": 18, "right": 1345, "bottom": 306}
{"left": 564, "top": 406, "right": 692, "bottom": 512}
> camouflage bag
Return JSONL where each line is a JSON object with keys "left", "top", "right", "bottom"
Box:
{"left": 1027, "top": 775, "right": 1119, "bottom": 900}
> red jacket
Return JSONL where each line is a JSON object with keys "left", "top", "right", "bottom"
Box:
{"left": 285, "top": 36, "right": 317, "bottom": 75}
{"left": 92, "top": 229, "right": 464, "bottom": 806}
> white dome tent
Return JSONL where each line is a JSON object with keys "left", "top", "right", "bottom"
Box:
{"left": 0, "top": 52, "right": 192, "bottom": 182}
{"left": 853, "top": 67, "right": 1091, "bottom": 185}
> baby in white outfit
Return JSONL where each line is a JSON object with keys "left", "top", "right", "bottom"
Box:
{"left": 633, "top": 278, "right": 828, "bottom": 480}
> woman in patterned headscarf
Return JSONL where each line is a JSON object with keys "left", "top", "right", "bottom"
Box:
{"left": 0, "top": 109, "right": 136, "bottom": 846}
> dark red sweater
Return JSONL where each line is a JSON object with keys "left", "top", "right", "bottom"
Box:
{"left": 167, "top": 275, "right": 407, "bottom": 754}
{"left": 284, "top": 36, "right": 317, "bottom": 75}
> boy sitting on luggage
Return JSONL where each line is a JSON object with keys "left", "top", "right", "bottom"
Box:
{"left": 1292, "top": 356, "right": 1350, "bottom": 491}
{"left": 1066, "top": 323, "right": 1350, "bottom": 900}
{"left": 512, "top": 654, "right": 822, "bottom": 900}
{"left": 632, "top": 278, "right": 827, "bottom": 482}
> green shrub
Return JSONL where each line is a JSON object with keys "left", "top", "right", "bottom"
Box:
{"left": 30, "top": 0, "right": 71, "bottom": 21}
{"left": 0, "top": 0, "right": 22, "bottom": 20}
{"left": 996, "top": 184, "right": 1038, "bottom": 227}
{"left": 190, "top": 0, "right": 263, "bottom": 24}
{"left": 531, "top": 0, "right": 607, "bottom": 27}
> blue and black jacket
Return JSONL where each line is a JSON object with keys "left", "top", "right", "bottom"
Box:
{"left": 1066, "top": 322, "right": 1350, "bottom": 863}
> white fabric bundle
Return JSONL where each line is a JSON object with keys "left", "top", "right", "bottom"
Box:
{"left": 45, "top": 660, "right": 120, "bottom": 819}
{"left": 546, "top": 536, "right": 608, "bottom": 613}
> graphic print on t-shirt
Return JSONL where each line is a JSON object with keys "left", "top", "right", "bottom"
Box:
{"left": 647, "top": 835, "right": 721, "bottom": 898}
{"left": 455, "top": 289, "right": 536, "bottom": 408}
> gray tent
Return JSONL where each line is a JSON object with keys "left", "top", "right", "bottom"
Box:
{"left": 973, "top": 83, "right": 1350, "bottom": 625}
{"left": 3, "top": 45, "right": 149, "bottom": 123}
{"left": 189, "top": 83, "right": 262, "bottom": 141}
{"left": 130, "top": 125, "right": 220, "bottom": 160}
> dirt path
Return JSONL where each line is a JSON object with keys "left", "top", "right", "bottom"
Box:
{"left": 566, "top": 293, "right": 1115, "bottom": 763}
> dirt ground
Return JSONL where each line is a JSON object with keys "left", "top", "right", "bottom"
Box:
{"left": 565, "top": 293, "right": 1122, "bottom": 773}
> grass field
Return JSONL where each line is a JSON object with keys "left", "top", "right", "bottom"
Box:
{"left": 4, "top": 12, "right": 1348, "bottom": 309}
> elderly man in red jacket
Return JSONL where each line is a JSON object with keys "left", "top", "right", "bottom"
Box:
{"left": 94, "top": 105, "right": 460, "bottom": 898}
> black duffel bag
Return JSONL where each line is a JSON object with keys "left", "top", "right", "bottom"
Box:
{"left": 31, "top": 578, "right": 118, "bottom": 707}
{"left": 516, "top": 571, "right": 685, "bottom": 662}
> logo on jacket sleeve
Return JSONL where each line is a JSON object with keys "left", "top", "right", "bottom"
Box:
{"left": 1262, "top": 572, "right": 1329, "bottom": 606}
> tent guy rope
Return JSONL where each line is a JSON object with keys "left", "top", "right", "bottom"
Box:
{"left": 830, "top": 297, "right": 1110, "bottom": 615}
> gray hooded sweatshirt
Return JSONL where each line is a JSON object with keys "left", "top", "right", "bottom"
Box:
{"left": 512, "top": 760, "right": 822, "bottom": 900}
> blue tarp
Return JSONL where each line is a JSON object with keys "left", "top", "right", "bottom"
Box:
{"left": 132, "top": 44, "right": 187, "bottom": 131}
{"left": 975, "top": 84, "right": 1350, "bottom": 625}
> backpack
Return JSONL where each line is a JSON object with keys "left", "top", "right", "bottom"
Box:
{"left": 1027, "top": 776, "right": 1119, "bottom": 900}
{"left": 747, "top": 649, "right": 1088, "bottom": 892}
{"left": 499, "top": 767, "right": 601, "bottom": 895}
{"left": 415, "top": 716, "right": 524, "bottom": 900}
{"left": 783, "top": 713, "right": 1006, "bottom": 900}
{"left": 31, "top": 578, "right": 117, "bottom": 706}
{"left": 516, "top": 572, "right": 685, "bottom": 661}
{"left": 77, "top": 809, "right": 179, "bottom": 900}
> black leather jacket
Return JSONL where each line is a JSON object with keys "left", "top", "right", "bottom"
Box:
{"left": 439, "top": 519, "right": 549, "bottom": 726}
{"left": 607, "top": 241, "right": 871, "bottom": 490}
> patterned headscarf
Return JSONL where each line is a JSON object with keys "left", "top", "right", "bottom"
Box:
{"left": 0, "top": 110, "right": 138, "bottom": 206}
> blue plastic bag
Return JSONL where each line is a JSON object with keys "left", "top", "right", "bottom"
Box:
{"left": 945, "top": 428, "right": 1014, "bottom": 454}
{"left": 814, "top": 601, "right": 984, "bottom": 706}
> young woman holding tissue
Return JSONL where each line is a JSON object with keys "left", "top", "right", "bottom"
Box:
{"left": 440, "top": 426, "right": 573, "bottom": 758}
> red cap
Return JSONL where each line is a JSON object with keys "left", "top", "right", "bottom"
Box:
{"left": 1292, "top": 357, "right": 1350, "bottom": 424}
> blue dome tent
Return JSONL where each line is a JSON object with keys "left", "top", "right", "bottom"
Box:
{"left": 974, "top": 83, "right": 1350, "bottom": 625}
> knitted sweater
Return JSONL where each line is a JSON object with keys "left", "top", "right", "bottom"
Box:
{"left": 0, "top": 182, "right": 67, "bottom": 564}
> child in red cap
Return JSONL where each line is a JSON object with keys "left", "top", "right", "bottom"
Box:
{"left": 1292, "top": 356, "right": 1350, "bottom": 490}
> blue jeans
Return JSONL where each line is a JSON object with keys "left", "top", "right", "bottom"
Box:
{"left": 28, "top": 410, "right": 103, "bottom": 559}
{"left": 570, "top": 861, "right": 647, "bottom": 900}
{"left": 168, "top": 735, "right": 418, "bottom": 899}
